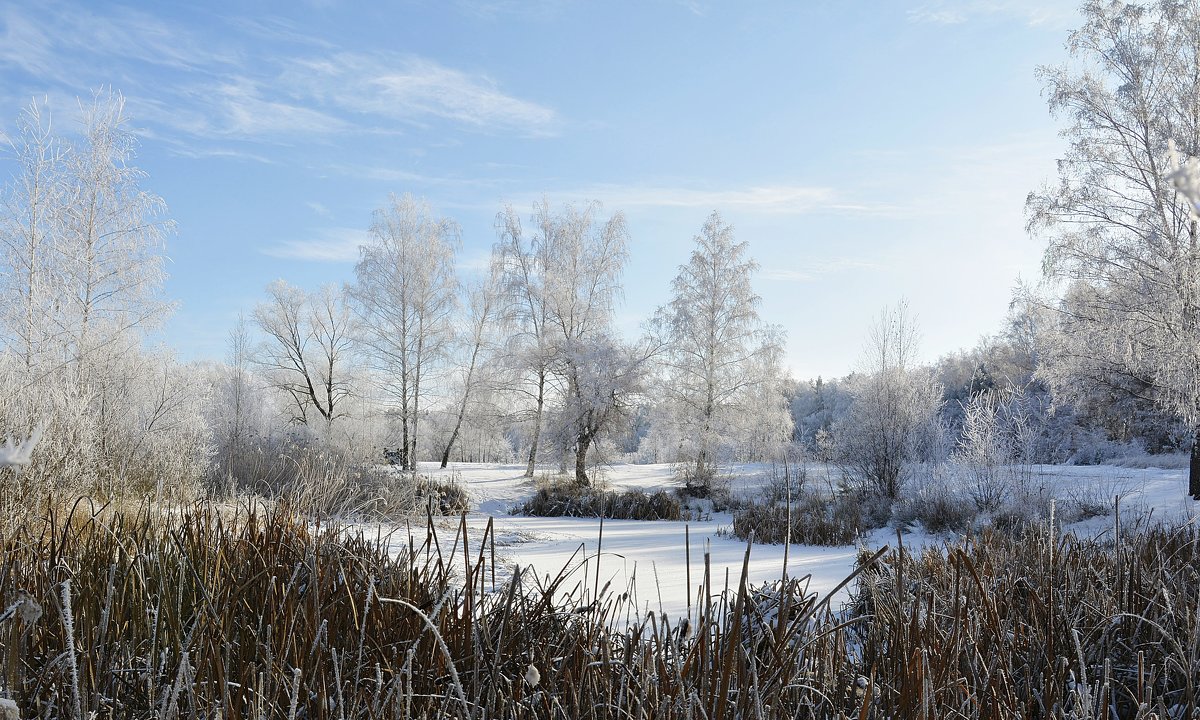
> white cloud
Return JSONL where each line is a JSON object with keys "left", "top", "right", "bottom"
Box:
{"left": 262, "top": 227, "right": 370, "bottom": 262}
{"left": 908, "top": 7, "right": 966, "bottom": 24}
{"left": 501, "top": 183, "right": 895, "bottom": 215}
{"left": 306, "top": 201, "right": 332, "bottom": 218}
{"left": 761, "top": 258, "right": 880, "bottom": 283}
{"left": 907, "top": 1, "right": 1074, "bottom": 27}
{"left": 0, "top": 4, "right": 559, "bottom": 146}
{"left": 214, "top": 78, "right": 348, "bottom": 137}
{"left": 0, "top": 3, "right": 235, "bottom": 81}
{"left": 285, "top": 53, "right": 559, "bottom": 137}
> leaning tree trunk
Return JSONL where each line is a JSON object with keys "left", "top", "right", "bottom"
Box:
{"left": 525, "top": 371, "right": 546, "bottom": 478}
{"left": 1190, "top": 427, "right": 1200, "bottom": 500}
{"left": 439, "top": 397, "right": 468, "bottom": 469}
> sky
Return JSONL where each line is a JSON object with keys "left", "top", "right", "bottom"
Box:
{"left": 0, "top": 0, "right": 1080, "bottom": 380}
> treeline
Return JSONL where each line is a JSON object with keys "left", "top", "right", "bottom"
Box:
{"left": 6, "top": 0, "right": 1200, "bottom": 515}
{"left": 212, "top": 200, "right": 794, "bottom": 495}
{"left": 0, "top": 100, "right": 795, "bottom": 503}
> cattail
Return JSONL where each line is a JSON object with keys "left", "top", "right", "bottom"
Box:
{"left": 524, "top": 664, "right": 541, "bottom": 688}
{"left": 678, "top": 617, "right": 691, "bottom": 640}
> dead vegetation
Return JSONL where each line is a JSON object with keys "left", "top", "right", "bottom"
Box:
{"left": 0, "top": 498, "right": 1194, "bottom": 718}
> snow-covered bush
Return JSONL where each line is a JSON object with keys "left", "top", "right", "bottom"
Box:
{"left": 953, "top": 388, "right": 1039, "bottom": 511}
{"left": 892, "top": 470, "right": 976, "bottom": 534}
{"left": 0, "top": 348, "right": 211, "bottom": 504}
{"left": 515, "top": 481, "right": 686, "bottom": 521}
{"left": 833, "top": 305, "right": 944, "bottom": 501}
{"left": 728, "top": 492, "right": 863, "bottom": 545}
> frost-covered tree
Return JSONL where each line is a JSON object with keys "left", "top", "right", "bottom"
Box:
{"left": 348, "top": 194, "right": 459, "bottom": 471}
{"left": 1, "top": 92, "right": 171, "bottom": 385}
{"left": 497, "top": 200, "right": 630, "bottom": 482}
{"left": 653, "top": 212, "right": 788, "bottom": 489}
{"left": 61, "top": 92, "right": 173, "bottom": 381}
{"left": 0, "top": 93, "right": 207, "bottom": 498}
{"left": 438, "top": 260, "right": 503, "bottom": 468}
{"left": 834, "top": 303, "right": 943, "bottom": 500}
{"left": 0, "top": 99, "right": 65, "bottom": 374}
{"left": 254, "top": 281, "right": 354, "bottom": 432}
{"left": 543, "top": 203, "right": 632, "bottom": 483}
{"left": 209, "top": 313, "right": 262, "bottom": 478}
{"left": 1027, "top": 0, "right": 1200, "bottom": 498}
{"left": 495, "top": 204, "right": 556, "bottom": 477}
{"left": 788, "top": 376, "right": 853, "bottom": 451}
{"left": 555, "top": 333, "right": 652, "bottom": 483}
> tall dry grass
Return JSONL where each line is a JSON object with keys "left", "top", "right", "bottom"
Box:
{"left": 0, "top": 498, "right": 1194, "bottom": 718}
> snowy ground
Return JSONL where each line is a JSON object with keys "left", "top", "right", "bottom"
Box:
{"left": 374, "top": 460, "right": 1199, "bottom": 623}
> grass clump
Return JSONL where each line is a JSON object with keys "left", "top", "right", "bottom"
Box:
{"left": 728, "top": 491, "right": 863, "bottom": 545}
{"left": 515, "top": 480, "right": 687, "bottom": 520}
{"left": 415, "top": 473, "right": 472, "bottom": 515}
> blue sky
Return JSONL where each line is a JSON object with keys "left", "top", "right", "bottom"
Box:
{"left": 0, "top": 0, "right": 1079, "bottom": 379}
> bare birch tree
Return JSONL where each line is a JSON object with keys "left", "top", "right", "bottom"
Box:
{"left": 0, "top": 99, "right": 65, "bottom": 375}
{"left": 348, "top": 194, "right": 458, "bottom": 471}
{"left": 60, "top": 91, "right": 173, "bottom": 382}
{"left": 497, "top": 200, "right": 632, "bottom": 482}
{"left": 495, "top": 204, "right": 555, "bottom": 477}
{"left": 254, "top": 281, "right": 354, "bottom": 433}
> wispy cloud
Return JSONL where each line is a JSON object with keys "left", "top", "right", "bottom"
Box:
{"left": 908, "top": 6, "right": 966, "bottom": 24}
{"left": 212, "top": 78, "right": 348, "bottom": 137}
{"left": 0, "top": 3, "right": 235, "bottom": 82}
{"left": 262, "top": 227, "right": 370, "bottom": 262}
{"left": 158, "top": 143, "right": 277, "bottom": 164}
{"left": 761, "top": 258, "right": 880, "bottom": 282}
{"left": 306, "top": 201, "right": 332, "bottom": 218}
{"left": 907, "top": 1, "right": 1074, "bottom": 27}
{"left": 285, "top": 53, "right": 559, "bottom": 137}
{"left": 0, "top": 4, "right": 560, "bottom": 148}
{"left": 503, "top": 183, "right": 896, "bottom": 215}
{"left": 227, "top": 16, "right": 337, "bottom": 49}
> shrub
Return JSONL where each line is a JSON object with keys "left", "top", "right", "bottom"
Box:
{"left": 728, "top": 491, "right": 863, "bottom": 546}
{"left": 515, "top": 481, "right": 687, "bottom": 521}
{"left": 213, "top": 435, "right": 468, "bottom": 519}
{"left": 414, "top": 473, "right": 472, "bottom": 515}
{"left": 889, "top": 468, "right": 978, "bottom": 534}
{"left": 892, "top": 490, "right": 975, "bottom": 534}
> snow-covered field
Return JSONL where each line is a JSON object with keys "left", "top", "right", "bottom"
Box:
{"left": 379, "top": 461, "right": 1199, "bottom": 622}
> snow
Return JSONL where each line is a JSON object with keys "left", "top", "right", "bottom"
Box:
{"left": 376, "top": 460, "right": 1198, "bottom": 623}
